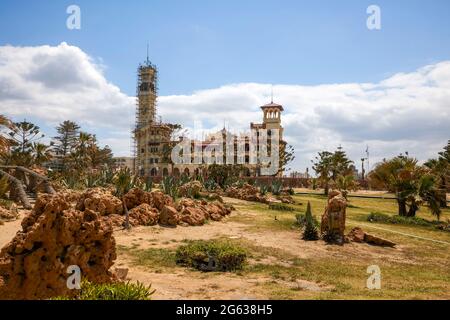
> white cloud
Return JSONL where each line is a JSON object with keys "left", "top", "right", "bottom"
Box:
{"left": 0, "top": 43, "right": 449, "bottom": 172}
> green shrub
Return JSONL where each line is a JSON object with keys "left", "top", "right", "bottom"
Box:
{"left": 54, "top": 281, "right": 154, "bottom": 300}
{"left": 176, "top": 240, "right": 247, "bottom": 272}
{"left": 302, "top": 202, "right": 319, "bottom": 241}
{"left": 295, "top": 212, "right": 319, "bottom": 228}
{"left": 268, "top": 203, "right": 295, "bottom": 211}
{"left": 367, "top": 212, "right": 434, "bottom": 227}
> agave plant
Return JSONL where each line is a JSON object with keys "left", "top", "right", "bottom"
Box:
{"left": 84, "top": 174, "right": 100, "bottom": 189}
{"left": 271, "top": 180, "right": 283, "bottom": 196}
{"left": 98, "top": 166, "right": 115, "bottom": 186}
{"left": 259, "top": 183, "right": 269, "bottom": 196}
{"left": 204, "top": 178, "right": 218, "bottom": 192}
{"left": 113, "top": 168, "right": 139, "bottom": 229}
{"left": 161, "top": 176, "right": 179, "bottom": 200}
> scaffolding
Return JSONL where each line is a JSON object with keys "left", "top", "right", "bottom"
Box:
{"left": 132, "top": 59, "right": 159, "bottom": 174}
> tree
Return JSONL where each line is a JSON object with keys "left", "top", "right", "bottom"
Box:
{"left": 334, "top": 174, "right": 358, "bottom": 200}
{"left": 424, "top": 140, "right": 449, "bottom": 208}
{"left": 312, "top": 147, "right": 354, "bottom": 195}
{"left": 276, "top": 143, "right": 295, "bottom": 176}
{"left": 311, "top": 151, "right": 333, "bottom": 195}
{"left": 369, "top": 156, "right": 441, "bottom": 218}
{"left": 3, "top": 120, "right": 45, "bottom": 167}
{"left": 330, "top": 146, "right": 353, "bottom": 180}
{"left": 0, "top": 115, "right": 13, "bottom": 156}
{"left": 53, "top": 121, "right": 80, "bottom": 170}
{"left": 31, "top": 143, "right": 53, "bottom": 166}
{"left": 207, "top": 164, "right": 245, "bottom": 189}
{"left": 302, "top": 202, "right": 319, "bottom": 241}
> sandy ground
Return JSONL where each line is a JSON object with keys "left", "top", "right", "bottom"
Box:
{"left": 0, "top": 211, "right": 28, "bottom": 248}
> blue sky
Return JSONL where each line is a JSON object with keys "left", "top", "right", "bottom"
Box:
{"left": 1, "top": 1, "right": 449, "bottom": 172}
{"left": 1, "top": 0, "right": 450, "bottom": 96}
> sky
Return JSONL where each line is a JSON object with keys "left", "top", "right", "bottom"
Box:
{"left": 0, "top": 0, "right": 449, "bottom": 173}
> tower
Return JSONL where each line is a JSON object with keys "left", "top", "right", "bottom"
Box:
{"left": 136, "top": 60, "right": 158, "bottom": 127}
{"left": 261, "top": 101, "right": 284, "bottom": 141}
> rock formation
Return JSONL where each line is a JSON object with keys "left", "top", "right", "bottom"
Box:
{"left": 178, "top": 181, "right": 203, "bottom": 198}
{"left": 76, "top": 188, "right": 123, "bottom": 216}
{"left": 0, "top": 194, "right": 117, "bottom": 300}
{"left": 321, "top": 190, "right": 347, "bottom": 244}
{"left": 347, "top": 227, "right": 396, "bottom": 247}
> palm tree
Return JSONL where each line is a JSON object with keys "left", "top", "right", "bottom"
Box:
{"left": 369, "top": 156, "right": 441, "bottom": 218}
{"left": 335, "top": 174, "right": 358, "bottom": 200}
{"left": 31, "top": 143, "right": 53, "bottom": 166}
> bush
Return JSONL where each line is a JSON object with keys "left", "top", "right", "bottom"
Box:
{"left": 302, "top": 202, "right": 319, "bottom": 241}
{"left": 367, "top": 212, "right": 434, "bottom": 226}
{"left": 268, "top": 203, "right": 295, "bottom": 211}
{"left": 54, "top": 281, "right": 155, "bottom": 300}
{"left": 295, "top": 212, "right": 319, "bottom": 228}
{"left": 176, "top": 240, "right": 247, "bottom": 272}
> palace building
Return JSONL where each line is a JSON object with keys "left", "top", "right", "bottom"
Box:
{"left": 133, "top": 58, "right": 286, "bottom": 178}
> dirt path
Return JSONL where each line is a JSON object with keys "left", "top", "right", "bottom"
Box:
{"left": 0, "top": 211, "right": 27, "bottom": 248}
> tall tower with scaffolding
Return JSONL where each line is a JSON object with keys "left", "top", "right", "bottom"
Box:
{"left": 133, "top": 52, "right": 158, "bottom": 174}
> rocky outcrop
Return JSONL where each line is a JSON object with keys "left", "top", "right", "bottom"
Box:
{"left": 159, "top": 205, "right": 180, "bottom": 227}
{"left": 179, "top": 207, "right": 208, "bottom": 226}
{"left": 0, "top": 204, "right": 18, "bottom": 222}
{"left": 151, "top": 191, "right": 175, "bottom": 211}
{"left": 347, "top": 227, "right": 396, "bottom": 247}
{"left": 178, "top": 181, "right": 203, "bottom": 198}
{"left": 123, "top": 188, "right": 154, "bottom": 210}
{"left": 128, "top": 203, "right": 159, "bottom": 226}
{"left": 0, "top": 194, "right": 116, "bottom": 300}
{"left": 321, "top": 190, "right": 347, "bottom": 244}
{"left": 225, "top": 183, "right": 295, "bottom": 205}
{"left": 76, "top": 188, "right": 123, "bottom": 216}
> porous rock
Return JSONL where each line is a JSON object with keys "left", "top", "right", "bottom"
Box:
{"left": 0, "top": 194, "right": 117, "bottom": 300}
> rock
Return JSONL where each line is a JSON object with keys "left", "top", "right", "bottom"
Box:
{"left": 152, "top": 191, "right": 174, "bottom": 211}
{"left": 113, "top": 267, "right": 129, "bottom": 281}
{"left": 0, "top": 207, "right": 18, "bottom": 222}
{"left": 277, "top": 195, "right": 295, "bottom": 204}
{"left": 347, "top": 227, "right": 365, "bottom": 243}
{"left": 123, "top": 188, "right": 153, "bottom": 210}
{"left": 0, "top": 194, "right": 116, "bottom": 300}
{"left": 347, "top": 227, "right": 396, "bottom": 247}
{"left": 178, "top": 181, "right": 203, "bottom": 198}
{"left": 205, "top": 202, "right": 230, "bottom": 221}
{"left": 128, "top": 204, "right": 159, "bottom": 226}
{"left": 180, "top": 207, "right": 208, "bottom": 226}
{"left": 76, "top": 188, "right": 123, "bottom": 216}
{"left": 159, "top": 205, "right": 179, "bottom": 227}
{"left": 321, "top": 191, "right": 347, "bottom": 244}
{"left": 364, "top": 233, "right": 396, "bottom": 248}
